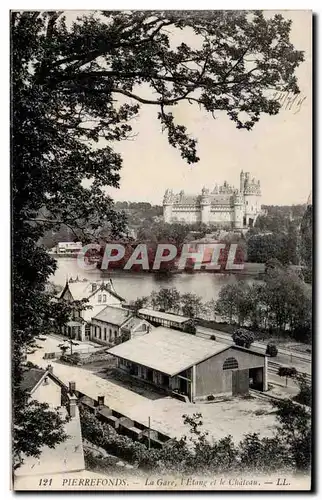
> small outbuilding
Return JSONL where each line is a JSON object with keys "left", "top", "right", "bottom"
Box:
{"left": 138, "top": 308, "right": 192, "bottom": 330}
{"left": 108, "top": 327, "right": 268, "bottom": 402}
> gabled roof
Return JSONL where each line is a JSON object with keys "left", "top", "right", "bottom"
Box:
{"left": 60, "top": 279, "right": 125, "bottom": 302}
{"left": 20, "top": 367, "right": 68, "bottom": 394}
{"left": 108, "top": 327, "right": 230, "bottom": 376}
{"left": 20, "top": 368, "right": 46, "bottom": 392}
{"left": 121, "top": 316, "right": 150, "bottom": 332}
{"left": 93, "top": 305, "right": 132, "bottom": 326}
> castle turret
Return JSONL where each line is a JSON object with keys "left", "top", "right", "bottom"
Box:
{"left": 163, "top": 189, "right": 173, "bottom": 223}
{"left": 200, "top": 187, "right": 211, "bottom": 224}
{"left": 233, "top": 192, "right": 244, "bottom": 230}
{"left": 243, "top": 172, "right": 261, "bottom": 227}
{"left": 240, "top": 170, "right": 245, "bottom": 193}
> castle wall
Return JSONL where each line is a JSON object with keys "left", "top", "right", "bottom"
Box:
{"left": 163, "top": 172, "right": 261, "bottom": 228}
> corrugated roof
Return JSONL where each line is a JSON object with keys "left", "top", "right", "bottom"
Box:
{"left": 93, "top": 305, "right": 132, "bottom": 326}
{"left": 138, "top": 309, "right": 190, "bottom": 324}
{"left": 108, "top": 327, "right": 229, "bottom": 376}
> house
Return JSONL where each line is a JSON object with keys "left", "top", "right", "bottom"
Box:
{"left": 14, "top": 366, "right": 85, "bottom": 480}
{"left": 108, "top": 327, "right": 268, "bottom": 402}
{"left": 51, "top": 241, "right": 83, "bottom": 255}
{"left": 91, "top": 305, "right": 152, "bottom": 345}
{"left": 59, "top": 277, "right": 125, "bottom": 341}
{"left": 138, "top": 308, "right": 192, "bottom": 330}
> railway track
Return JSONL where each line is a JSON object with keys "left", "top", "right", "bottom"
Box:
{"left": 268, "top": 361, "right": 311, "bottom": 382}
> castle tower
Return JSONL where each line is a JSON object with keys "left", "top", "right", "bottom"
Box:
{"left": 200, "top": 187, "right": 211, "bottom": 224}
{"left": 233, "top": 192, "right": 244, "bottom": 230}
{"left": 163, "top": 189, "right": 173, "bottom": 223}
{"left": 243, "top": 173, "right": 261, "bottom": 228}
{"left": 240, "top": 170, "right": 245, "bottom": 193}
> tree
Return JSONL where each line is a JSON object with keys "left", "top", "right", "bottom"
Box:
{"left": 129, "top": 296, "right": 150, "bottom": 314}
{"left": 232, "top": 328, "right": 254, "bottom": 348}
{"left": 180, "top": 293, "right": 204, "bottom": 319}
{"left": 12, "top": 10, "right": 304, "bottom": 467}
{"left": 151, "top": 287, "right": 181, "bottom": 313}
{"left": 266, "top": 343, "right": 278, "bottom": 357}
{"left": 293, "top": 374, "right": 311, "bottom": 407}
{"left": 278, "top": 366, "right": 298, "bottom": 387}
{"left": 272, "top": 398, "right": 311, "bottom": 471}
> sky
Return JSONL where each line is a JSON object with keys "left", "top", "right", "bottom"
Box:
{"left": 67, "top": 10, "right": 312, "bottom": 206}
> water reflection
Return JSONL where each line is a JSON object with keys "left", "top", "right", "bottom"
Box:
{"left": 52, "top": 258, "right": 253, "bottom": 303}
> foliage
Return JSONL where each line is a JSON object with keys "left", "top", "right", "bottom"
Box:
{"left": 299, "top": 204, "right": 312, "bottom": 284}
{"left": 247, "top": 231, "right": 298, "bottom": 265}
{"left": 61, "top": 352, "right": 81, "bottom": 365}
{"left": 232, "top": 328, "right": 254, "bottom": 348}
{"left": 183, "top": 322, "right": 197, "bottom": 335}
{"left": 266, "top": 343, "right": 278, "bottom": 357}
{"left": 58, "top": 344, "right": 69, "bottom": 355}
{"left": 278, "top": 366, "right": 298, "bottom": 386}
{"left": 13, "top": 397, "right": 69, "bottom": 469}
{"left": 12, "top": 9, "right": 304, "bottom": 466}
{"left": 293, "top": 375, "right": 311, "bottom": 407}
{"left": 214, "top": 266, "right": 312, "bottom": 341}
{"left": 129, "top": 296, "right": 150, "bottom": 314}
{"left": 210, "top": 335, "right": 217, "bottom": 341}
{"left": 81, "top": 396, "right": 311, "bottom": 475}
{"left": 215, "top": 281, "right": 256, "bottom": 326}
{"left": 272, "top": 398, "right": 311, "bottom": 471}
{"left": 180, "top": 293, "right": 205, "bottom": 318}
{"left": 151, "top": 287, "right": 181, "bottom": 313}
{"left": 265, "top": 258, "right": 284, "bottom": 273}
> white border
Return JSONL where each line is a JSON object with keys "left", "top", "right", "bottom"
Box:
{"left": 1, "top": 2, "right": 319, "bottom": 499}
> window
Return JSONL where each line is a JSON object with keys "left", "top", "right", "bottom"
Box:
{"left": 103, "top": 294, "right": 107, "bottom": 302}
{"left": 98, "top": 295, "right": 102, "bottom": 303}
{"left": 104, "top": 328, "right": 107, "bottom": 341}
{"left": 109, "top": 328, "right": 112, "bottom": 341}
{"left": 223, "top": 357, "right": 239, "bottom": 370}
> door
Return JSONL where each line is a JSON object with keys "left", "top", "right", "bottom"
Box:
{"left": 232, "top": 369, "right": 249, "bottom": 395}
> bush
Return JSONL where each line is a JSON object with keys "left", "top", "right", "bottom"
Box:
{"left": 293, "top": 375, "right": 311, "bottom": 407}
{"left": 61, "top": 352, "right": 81, "bottom": 365}
{"left": 266, "top": 343, "right": 278, "bottom": 357}
{"left": 80, "top": 407, "right": 161, "bottom": 469}
{"left": 183, "top": 322, "right": 196, "bottom": 335}
{"left": 207, "top": 394, "right": 215, "bottom": 401}
{"left": 232, "top": 328, "right": 254, "bottom": 348}
{"left": 210, "top": 335, "right": 216, "bottom": 341}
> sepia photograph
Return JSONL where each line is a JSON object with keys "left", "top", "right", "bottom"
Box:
{"left": 11, "top": 9, "right": 312, "bottom": 491}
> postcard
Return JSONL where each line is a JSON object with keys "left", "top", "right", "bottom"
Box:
{"left": 11, "top": 9, "right": 312, "bottom": 491}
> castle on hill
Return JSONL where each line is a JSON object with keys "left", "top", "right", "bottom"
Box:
{"left": 163, "top": 171, "right": 262, "bottom": 229}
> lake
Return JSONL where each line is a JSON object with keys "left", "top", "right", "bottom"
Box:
{"left": 52, "top": 257, "right": 256, "bottom": 304}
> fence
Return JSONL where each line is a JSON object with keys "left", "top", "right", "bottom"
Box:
{"left": 43, "top": 345, "right": 107, "bottom": 360}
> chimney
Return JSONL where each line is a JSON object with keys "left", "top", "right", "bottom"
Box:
{"left": 97, "top": 395, "right": 105, "bottom": 407}
{"left": 69, "top": 381, "right": 76, "bottom": 394}
{"left": 68, "top": 393, "right": 78, "bottom": 418}
{"left": 47, "top": 365, "right": 53, "bottom": 374}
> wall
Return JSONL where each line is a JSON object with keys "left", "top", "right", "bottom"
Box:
{"left": 32, "top": 377, "right": 62, "bottom": 409}
{"left": 91, "top": 319, "right": 120, "bottom": 344}
{"left": 195, "top": 347, "right": 265, "bottom": 398}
